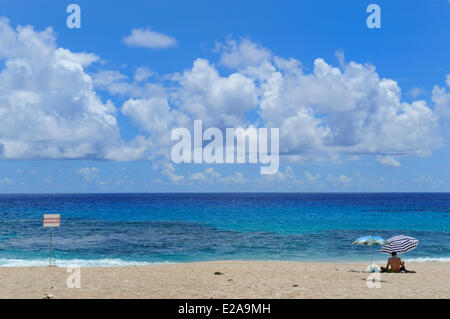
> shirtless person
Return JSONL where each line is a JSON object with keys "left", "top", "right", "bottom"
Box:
{"left": 380, "top": 252, "right": 406, "bottom": 273}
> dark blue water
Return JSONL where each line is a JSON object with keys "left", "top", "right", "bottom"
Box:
{"left": 0, "top": 193, "right": 448, "bottom": 266}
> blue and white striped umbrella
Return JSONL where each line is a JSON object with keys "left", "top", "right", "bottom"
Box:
{"left": 381, "top": 235, "right": 418, "bottom": 255}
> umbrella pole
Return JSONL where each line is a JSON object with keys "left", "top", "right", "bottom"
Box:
{"left": 370, "top": 245, "right": 372, "bottom": 265}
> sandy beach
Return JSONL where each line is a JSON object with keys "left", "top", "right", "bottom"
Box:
{"left": 0, "top": 261, "right": 449, "bottom": 299}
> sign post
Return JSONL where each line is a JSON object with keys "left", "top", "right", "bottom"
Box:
{"left": 43, "top": 214, "right": 60, "bottom": 266}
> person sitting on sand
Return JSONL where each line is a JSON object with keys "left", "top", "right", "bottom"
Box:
{"left": 380, "top": 252, "right": 413, "bottom": 273}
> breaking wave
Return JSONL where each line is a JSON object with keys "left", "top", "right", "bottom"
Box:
{"left": 0, "top": 258, "right": 172, "bottom": 267}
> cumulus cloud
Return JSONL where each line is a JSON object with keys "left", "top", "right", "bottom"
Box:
{"left": 304, "top": 171, "right": 320, "bottom": 183}
{"left": 171, "top": 58, "right": 258, "bottom": 128}
{"left": 77, "top": 167, "right": 100, "bottom": 180}
{"left": 251, "top": 55, "right": 441, "bottom": 159}
{"left": 217, "top": 37, "right": 272, "bottom": 69}
{"left": 432, "top": 75, "right": 450, "bottom": 121}
{"left": 123, "top": 27, "right": 176, "bottom": 49}
{"left": 91, "top": 68, "right": 167, "bottom": 98}
{"left": 121, "top": 97, "right": 190, "bottom": 159}
{"left": 123, "top": 98, "right": 182, "bottom": 132}
{"left": 160, "top": 162, "right": 185, "bottom": 183}
{"left": 0, "top": 20, "right": 446, "bottom": 177}
{"left": 189, "top": 167, "right": 247, "bottom": 184}
{"left": 0, "top": 177, "right": 14, "bottom": 185}
{"left": 159, "top": 163, "right": 247, "bottom": 185}
{"left": 91, "top": 70, "right": 128, "bottom": 90}
{"left": 257, "top": 166, "right": 294, "bottom": 183}
{"left": 89, "top": 38, "right": 445, "bottom": 166}
{"left": 338, "top": 175, "right": 352, "bottom": 184}
{"left": 189, "top": 172, "right": 205, "bottom": 181}
{"left": 376, "top": 155, "right": 401, "bottom": 167}
{"left": 222, "top": 171, "right": 246, "bottom": 184}
{"left": 0, "top": 18, "right": 124, "bottom": 160}
{"left": 215, "top": 39, "right": 442, "bottom": 161}
{"left": 134, "top": 67, "right": 154, "bottom": 82}
{"left": 326, "top": 174, "right": 352, "bottom": 185}
{"left": 408, "top": 87, "right": 425, "bottom": 99}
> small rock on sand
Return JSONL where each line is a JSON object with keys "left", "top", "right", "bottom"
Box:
{"left": 214, "top": 272, "right": 224, "bottom": 275}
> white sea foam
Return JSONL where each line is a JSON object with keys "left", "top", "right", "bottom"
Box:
{"left": 404, "top": 257, "right": 450, "bottom": 263}
{"left": 0, "top": 258, "right": 172, "bottom": 267}
{"left": 1, "top": 257, "right": 449, "bottom": 267}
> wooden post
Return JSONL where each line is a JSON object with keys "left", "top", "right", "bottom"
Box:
{"left": 49, "top": 229, "right": 53, "bottom": 266}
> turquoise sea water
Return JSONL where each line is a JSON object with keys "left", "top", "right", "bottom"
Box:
{"left": 0, "top": 193, "right": 448, "bottom": 266}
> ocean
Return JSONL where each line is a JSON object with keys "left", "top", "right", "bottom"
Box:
{"left": 0, "top": 193, "right": 448, "bottom": 267}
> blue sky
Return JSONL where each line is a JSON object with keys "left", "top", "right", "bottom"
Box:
{"left": 0, "top": 0, "right": 449, "bottom": 192}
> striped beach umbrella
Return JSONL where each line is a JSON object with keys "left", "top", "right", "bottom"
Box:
{"left": 381, "top": 235, "right": 418, "bottom": 255}
{"left": 352, "top": 236, "right": 387, "bottom": 264}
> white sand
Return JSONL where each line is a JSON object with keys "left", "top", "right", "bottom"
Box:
{"left": 0, "top": 261, "right": 449, "bottom": 299}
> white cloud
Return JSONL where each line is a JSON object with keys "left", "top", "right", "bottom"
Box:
{"left": 326, "top": 174, "right": 337, "bottom": 185}
{"left": 73, "top": 38, "right": 447, "bottom": 166}
{"left": 189, "top": 167, "right": 248, "bottom": 185}
{"left": 408, "top": 87, "right": 425, "bottom": 99}
{"left": 326, "top": 174, "right": 352, "bottom": 185}
{"left": 172, "top": 58, "right": 258, "bottom": 128}
{"left": 122, "top": 97, "right": 188, "bottom": 134}
{"left": 91, "top": 70, "right": 128, "bottom": 89}
{"left": 189, "top": 172, "right": 205, "bottom": 181}
{"left": 115, "top": 175, "right": 133, "bottom": 187}
{"left": 339, "top": 175, "right": 352, "bottom": 184}
{"left": 251, "top": 55, "right": 441, "bottom": 159}
{"left": 217, "top": 38, "right": 272, "bottom": 69}
{"left": 205, "top": 167, "right": 221, "bottom": 179}
{"left": 376, "top": 155, "right": 401, "bottom": 167}
{"left": 0, "top": 177, "right": 14, "bottom": 185}
{"left": 77, "top": 167, "right": 100, "bottom": 180}
{"left": 432, "top": 75, "right": 450, "bottom": 120}
{"left": 0, "top": 21, "right": 446, "bottom": 181}
{"left": 0, "top": 18, "right": 122, "bottom": 160}
{"left": 120, "top": 97, "right": 190, "bottom": 159}
{"left": 304, "top": 171, "right": 320, "bottom": 183}
{"left": 91, "top": 69, "right": 166, "bottom": 98}
{"left": 134, "top": 67, "right": 154, "bottom": 82}
{"left": 123, "top": 27, "right": 176, "bottom": 49}
{"left": 159, "top": 162, "right": 185, "bottom": 183}
{"left": 222, "top": 171, "right": 245, "bottom": 184}
{"left": 258, "top": 166, "right": 294, "bottom": 183}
